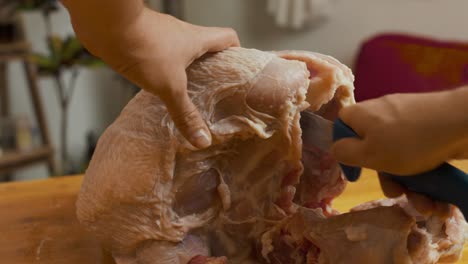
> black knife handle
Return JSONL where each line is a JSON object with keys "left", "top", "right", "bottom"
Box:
{"left": 386, "top": 164, "right": 468, "bottom": 219}
{"left": 333, "top": 118, "right": 362, "bottom": 181}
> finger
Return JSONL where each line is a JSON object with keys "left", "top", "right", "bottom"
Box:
{"left": 199, "top": 27, "right": 240, "bottom": 52}
{"left": 337, "top": 105, "right": 367, "bottom": 137}
{"left": 162, "top": 72, "right": 212, "bottom": 149}
{"left": 378, "top": 173, "right": 405, "bottom": 198}
{"left": 331, "top": 137, "right": 369, "bottom": 167}
{"left": 405, "top": 191, "right": 434, "bottom": 216}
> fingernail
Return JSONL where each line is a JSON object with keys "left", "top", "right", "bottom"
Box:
{"left": 191, "top": 129, "right": 212, "bottom": 149}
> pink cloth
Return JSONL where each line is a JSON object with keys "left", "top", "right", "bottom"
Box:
{"left": 353, "top": 33, "right": 468, "bottom": 102}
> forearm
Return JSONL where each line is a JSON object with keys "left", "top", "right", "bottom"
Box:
{"left": 60, "top": 0, "right": 147, "bottom": 60}
{"left": 61, "top": 0, "right": 144, "bottom": 32}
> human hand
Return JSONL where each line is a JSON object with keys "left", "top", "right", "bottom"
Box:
{"left": 378, "top": 172, "right": 451, "bottom": 218}
{"left": 331, "top": 91, "right": 467, "bottom": 175}
{"left": 71, "top": 8, "right": 240, "bottom": 149}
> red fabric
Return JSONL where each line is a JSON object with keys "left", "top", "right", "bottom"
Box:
{"left": 353, "top": 33, "right": 468, "bottom": 102}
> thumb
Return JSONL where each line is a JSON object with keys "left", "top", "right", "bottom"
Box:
{"left": 163, "top": 73, "right": 212, "bottom": 149}
{"left": 331, "top": 138, "right": 369, "bottom": 168}
{"left": 199, "top": 27, "right": 240, "bottom": 52}
{"left": 378, "top": 173, "right": 405, "bottom": 198}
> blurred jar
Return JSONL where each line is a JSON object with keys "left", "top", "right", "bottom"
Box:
{"left": 15, "top": 115, "right": 33, "bottom": 152}
{"left": 0, "top": 117, "right": 16, "bottom": 155}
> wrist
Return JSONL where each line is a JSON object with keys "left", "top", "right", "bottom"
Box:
{"left": 449, "top": 86, "right": 468, "bottom": 133}
{"left": 442, "top": 86, "right": 468, "bottom": 158}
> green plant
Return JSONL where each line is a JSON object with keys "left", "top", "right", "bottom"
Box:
{"left": 32, "top": 35, "right": 104, "bottom": 75}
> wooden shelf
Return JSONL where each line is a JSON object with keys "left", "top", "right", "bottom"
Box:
{"left": 0, "top": 41, "right": 30, "bottom": 62}
{"left": 0, "top": 146, "right": 53, "bottom": 174}
{"left": 0, "top": 41, "right": 29, "bottom": 53}
{"left": 0, "top": 15, "right": 56, "bottom": 176}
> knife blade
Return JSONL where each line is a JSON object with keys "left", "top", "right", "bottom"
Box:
{"left": 300, "top": 111, "right": 468, "bottom": 219}
{"left": 300, "top": 111, "right": 362, "bottom": 181}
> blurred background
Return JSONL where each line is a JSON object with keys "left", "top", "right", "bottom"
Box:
{"left": 0, "top": 0, "right": 467, "bottom": 182}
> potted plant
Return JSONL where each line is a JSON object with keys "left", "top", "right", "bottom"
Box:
{"left": 32, "top": 35, "right": 104, "bottom": 174}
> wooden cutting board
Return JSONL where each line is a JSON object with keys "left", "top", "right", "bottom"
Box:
{"left": 0, "top": 161, "right": 466, "bottom": 263}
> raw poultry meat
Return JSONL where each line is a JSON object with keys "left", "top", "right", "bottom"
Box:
{"left": 76, "top": 47, "right": 467, "bottom": 263}
{"left": 264, "top": 197, "right": 467, "bottom": 264}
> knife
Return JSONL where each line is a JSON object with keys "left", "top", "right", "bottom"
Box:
{"left": 300, "top": 111, "right": 468, "bottom": 219}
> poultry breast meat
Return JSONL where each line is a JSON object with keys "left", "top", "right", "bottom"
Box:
{"left": 76, "top": 47, "right": 466, "bottom": 264}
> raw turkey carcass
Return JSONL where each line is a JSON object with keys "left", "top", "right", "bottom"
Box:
{"left": 76, "top": 47, "right": 467, "bottom": 263}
